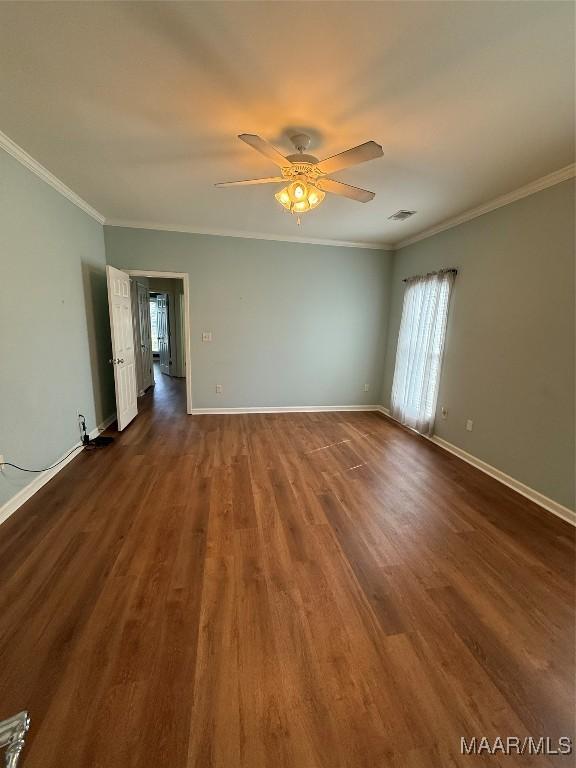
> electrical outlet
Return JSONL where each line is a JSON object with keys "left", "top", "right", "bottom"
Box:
{"left": 364, "top": 384, "right": 370, "bottom": 392}
{"left": 441, "top": 407, "right": 448, "bottom": 419}
{"left": 202, "top": 332, "right": 212, "bottom": 342}
{"left": 466, "top": 419, "right": 474, "bottom": 432}
{"left": 215, "top": 384, "right": 223, "bottom": 394}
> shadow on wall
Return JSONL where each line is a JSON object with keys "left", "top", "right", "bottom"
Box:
{"left": 81, "top": 262, "right": 115, "bottom": 426}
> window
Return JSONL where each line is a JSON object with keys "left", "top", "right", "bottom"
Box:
{"left": 149, "top": 296, "right": 159, "bottom": 354}
{"left": 390, "top": 269, "right": 455, "bottom": 435}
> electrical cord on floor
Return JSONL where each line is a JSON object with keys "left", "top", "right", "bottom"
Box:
{"left": 1, "top": 414, "right": 114, "bottom": 474}
{"left": 0, "top": 446, "right": 83, "bottom": 473}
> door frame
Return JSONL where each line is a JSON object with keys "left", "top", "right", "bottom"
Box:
{"left": 124, "top": 270, "right": 193, "bottom": 415}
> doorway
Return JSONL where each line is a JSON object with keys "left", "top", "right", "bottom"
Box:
{"left": 126, "top": 270, "right": 192, "bottom": 415}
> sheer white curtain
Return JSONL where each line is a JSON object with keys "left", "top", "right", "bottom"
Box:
{"left": 390, "top": 269, "right": 455, "bottom": 435}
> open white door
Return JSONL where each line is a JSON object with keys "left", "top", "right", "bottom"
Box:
{"left": 137, "top": 282, "right": 154, "bottom": 389}
{"left": 106, "top": 266, "right": 138, "bottom": 431}
{"left": 157, "top": 294, "right": 170, "bottom": 375}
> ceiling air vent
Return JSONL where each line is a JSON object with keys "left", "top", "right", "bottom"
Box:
{"left": 388, "top": 210, "right": 417, "bottom": 221}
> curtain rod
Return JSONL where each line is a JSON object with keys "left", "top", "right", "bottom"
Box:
{"left": 402, "top": 268, "right": 458, "bottom": 283}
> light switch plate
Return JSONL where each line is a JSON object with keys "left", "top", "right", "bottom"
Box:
{"left": 466, "top": 419, "right": 474, "bottom": 432}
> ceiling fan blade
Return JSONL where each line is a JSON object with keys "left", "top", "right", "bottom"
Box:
{"left": 215, "top": 176, "right": 285, "bottom": 187}
{"left": 238, "top": 134, "right": 290, "bottom": 168}
{"left": 317, "top": 178, "right": 375, "bottom": 203}
{"left": 317, "top": 141, "right": 383, "bottom": 174}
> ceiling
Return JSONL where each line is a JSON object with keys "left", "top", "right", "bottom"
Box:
{"left": 0, "top": 1, "right": 573, "bottom": 247}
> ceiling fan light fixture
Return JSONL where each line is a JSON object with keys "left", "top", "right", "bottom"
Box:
{"left": 307, "top": 189, "right": 321, "bottom": 207}
{"left": 292, "top": 182, "right": 306, "bottom": 200}
{"left": 275, "top": 181, "right": 325, "bottom": 214}
{"left": 277, "top": 188, "right": 291, "bottom": 206}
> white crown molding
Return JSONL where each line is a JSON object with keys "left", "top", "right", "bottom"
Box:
{"left": 191, "top": 404, "right": 382, "bottom": 415}
{"left": 396, "top": 164, "right": 576, "bottom": 249}
{"left": 0, "top": 129, "right": 105, "bottom": 224}
{"left": 105, "top": 219, "right": 394, "bottom": 251}
{"left": 0, "top": 412, "right": 116, "bottom": 528}
{"left": 377, "top": 407, "right": 575, "bottom": 526}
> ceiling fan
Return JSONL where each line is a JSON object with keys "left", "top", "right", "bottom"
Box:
{"left": 216, "top": 133, "right": 383, "bottom": 220}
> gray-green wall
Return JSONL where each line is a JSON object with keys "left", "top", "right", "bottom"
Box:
{"left": 104, "top": 228, "right": 393, "bottom": 409}
{"left": 382, "top": 179, "right": 575, "bottom": 510}
{"left": 0, "top": 150, "right": 114, "bottom": 507}
{"left": 2, "top": 148, "right": 573, "bottom": 514}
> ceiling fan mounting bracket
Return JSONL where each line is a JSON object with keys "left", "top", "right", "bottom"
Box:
{"left": 290, "top": 133, "right": 311, "bottom": 153}
{"left": 285, "top": 133, "right": 319, "bottom": 165}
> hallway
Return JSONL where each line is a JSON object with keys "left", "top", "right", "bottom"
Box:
{"left": 144, "top": 360, "right": 186, "bottom": 416}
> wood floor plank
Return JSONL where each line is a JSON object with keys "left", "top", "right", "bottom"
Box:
{"left": 0, "top": 368, "right": 573, "bottom": 767}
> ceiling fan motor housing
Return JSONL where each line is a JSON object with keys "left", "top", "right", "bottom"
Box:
{"left": 285, "top": 154, "right": 319, "bottom": 165}
{"left": 282, "top": 162, "right": 323, "bottom": 180}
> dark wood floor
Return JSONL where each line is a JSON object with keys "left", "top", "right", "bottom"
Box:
{"left": 0, "top": 370, "right": 574, "bottom": 767}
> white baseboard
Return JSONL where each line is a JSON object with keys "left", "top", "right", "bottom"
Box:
{"left": 191, "top": 405, "right": 382, "bottom": 415}
{"left": 91, "top": 412, "right": 117, "bottom": 436}
{"left": 0, "top": 413, "right": 116, "bottom": 528}
{"left": 377, "top": 407, "right": 575, "bottom": 526}
{"left": 0, "top": 445, "right": 84, "bottom": 527}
